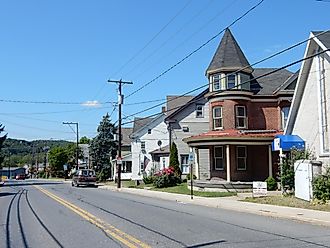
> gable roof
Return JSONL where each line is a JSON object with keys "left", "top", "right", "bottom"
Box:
{"left": 165, "top": 89, "right": 208, "bottom": 121}
{"left": 251, "top": 68, "right": 294, "bottom": 95}
{"left": 132, "top": 117, "right": 155, "bottom": 134}
{"left": 121, "top": 127, "right": 133, "bottom": 146}
{"left": 312, "top": 31, "right": 330, "bottom": 49}
{"left": 286, "top": 31, "right": 330, "bottom": 134}
{"left": 166, "top": 95, "right": 194, "bottom": 117}
{"left": 206, "top": 28, "right": 252, "bottom": 76}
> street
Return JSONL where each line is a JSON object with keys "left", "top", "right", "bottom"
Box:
{"left": 1, "top": 180, "right": 330, "bottom": 248}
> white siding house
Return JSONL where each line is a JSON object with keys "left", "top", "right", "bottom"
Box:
{"left": 130, "top": 114, "right": 169, "bottom": 179}
{"left": 165, "top": 91, "right": 210, "bottom": 177}
{"left": 286, "top": 31, "right": 330, "bottom": 170}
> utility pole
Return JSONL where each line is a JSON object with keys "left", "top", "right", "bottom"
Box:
{"left": 108, "top": 79, "right": 132, "bottom": 189}
{"left": 63, "top": 122, "right": 79, "bottom": 170}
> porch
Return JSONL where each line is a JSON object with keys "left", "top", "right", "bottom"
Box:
{"left": 189, "top": 179, "right": 253, "bottom": 193}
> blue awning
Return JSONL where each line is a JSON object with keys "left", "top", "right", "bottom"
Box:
{"left": 272, "top": 135, "right": 305, "bottom": 151}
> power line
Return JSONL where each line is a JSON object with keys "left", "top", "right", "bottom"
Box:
{"left": 121, "top": 30, "right": 329, "bottom": 119}
{"left": 0, "top": 99, "right": 115, "bottom": 105}
{"left": 125, "top": 0, "right": 265, "bottom": 99}
{"left": 121, "top": 48, "right": 330, "bottom": 125}
{"left": 91, "top": 0, "right": 192, "bottom": 101}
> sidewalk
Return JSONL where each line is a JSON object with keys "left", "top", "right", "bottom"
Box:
{"left": 99, "top": 185, "right": 330, "bottom": 227}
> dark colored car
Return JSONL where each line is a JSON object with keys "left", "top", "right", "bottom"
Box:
{"left": 16, "top": 174, "right": 26, "bottom": 180}
{"left": 72, "top": 169, "right": 97, "bottom": 187}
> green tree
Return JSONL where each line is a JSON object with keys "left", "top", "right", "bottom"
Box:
{"left": 90, "top": 113, "right": 117, "bottom": 181}
{"left": 0, "top": 124, "right": 7, "bottom": 168}
{"left": 48, "top": 146, "right": 69, "bottom": 177}
{"left": 169, "top": 142, "right": 181, "bottom": 178}
{"left": 80, "top": 136, "right": 91, "bottom": 144}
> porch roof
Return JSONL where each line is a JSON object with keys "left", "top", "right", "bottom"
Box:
{"left": 149, "top": 145, "right": 170, "bottom": 155}
{"left": 183, "top": 129, "right": 282, "bottom": 147}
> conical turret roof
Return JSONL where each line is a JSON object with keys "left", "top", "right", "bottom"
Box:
{"left": 206, "top": 29, "right": 252, "bottom": 76}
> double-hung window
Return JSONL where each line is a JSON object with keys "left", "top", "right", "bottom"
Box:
{"left": 122, "top": 161, "right": 132, "bottom": 173}
{"left": 213, "top": 106, "right": 223, "bottom": 129}
{"left": 281, "top": 107, "right": 290, "bottom": 130}
{"left": 237, "top": 146, "right": 247, "bottom": 170}
{"left": 235, "top": 106, "right": 247, "bottom": 128}
{"left": 214, "top": 146, "right": 224, "bottom": 170}
{"left": 227, "top": 74, "right": 236, "bottom": 89}
{"left": 180, "top": 155, "right": 189, "bottom": 174}
{"left": 196, "top": 104, "right": 204, "bottom": 118}
{"left": 213, "top": 74, "right": 221, "bottom": 91}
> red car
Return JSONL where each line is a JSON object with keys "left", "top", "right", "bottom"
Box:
{"left": 71, "top": 169, "right": 97, "bottom": 187}
{"left": 16, "top": 174, "right": 26, "bottom": 180}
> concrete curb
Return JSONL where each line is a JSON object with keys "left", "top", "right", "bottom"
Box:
{"left": 98, "top": 185, "right": 330, "bottom": 227}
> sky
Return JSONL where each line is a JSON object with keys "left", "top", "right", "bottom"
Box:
{"left": 0, "top": 0, "right": 329, "bottom": 141}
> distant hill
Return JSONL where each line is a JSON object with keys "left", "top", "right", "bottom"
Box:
{"left": 1, "top": 138, "right": 73, "bottom": 167}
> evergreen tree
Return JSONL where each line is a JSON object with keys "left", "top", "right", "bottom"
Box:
{"left": 169, "top": 142, "right": 181, "bottom": 178}
{"left": 0, "top": 124, "right": 7, "bottom": 168}
{"left": 90, "top": 113, "right": 117, "bottom": 181}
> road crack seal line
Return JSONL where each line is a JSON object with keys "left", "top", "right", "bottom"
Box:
{"left": 34, "top": 185, "right": 151, "bottom": 248}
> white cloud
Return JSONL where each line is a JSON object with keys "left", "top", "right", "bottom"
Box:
{"left": 81, "top": 100, "right": 101, "bottom": 107}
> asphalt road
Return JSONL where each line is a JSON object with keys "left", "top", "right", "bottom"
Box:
{"left": 1, "top": 179, "right": 330, "bottom": 248}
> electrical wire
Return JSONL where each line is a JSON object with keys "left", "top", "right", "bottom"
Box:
{"left": 122, "top": 30, "right": 329, "bottom": 119}
{"left": 121, "top": 48, "right": 330, "bottom": 125}
{"left": 125, "top": 0, "right": 265, "bottom": 99}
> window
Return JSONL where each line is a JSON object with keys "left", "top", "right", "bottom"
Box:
{"left": 196, "top": 104, "right": 204, "bottom": 118}
{"left": 227, "top": 74, "right": 236, "bottom": 89}
{"left": 162, "top": 157, "right": 166, "bottom": 169}
{"left": 181, "top": 155, "right": 189, "bottom": 174}
{"left": 237, "top": 146, "right": 247, "bottom": 170}
{"left": 141, "top": 141, "right": 146, "bottom": 150}
{"left": 281, "top": 107, "right": 290, "bottom": 130}
{"left": 182, "top": 126, "right": 189, "bottom": 132}
{"left": 213, "top": 74, "right": 221, "bottom": 91}
{"left": 235, "top": 106, "right": 247, "bottom": 128}
{"left": 214, "top": 146, "right": 224, "bottom": 170}
{"left": 213, "top": 106, "right": 223, "bottom": 129}
{"left": 148, "top": 129, "right": 151, "bottom": 134}
{"left": 122, "top": 161, "right": 132, "bottom": 173}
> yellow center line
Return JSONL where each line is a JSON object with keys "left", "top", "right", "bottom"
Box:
{"left": 34, "top": 185, "right": 151, "bottom": 248}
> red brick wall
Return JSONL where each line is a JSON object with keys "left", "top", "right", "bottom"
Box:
{"left": 209, "top": 99, "right": 289, "bottom": 130}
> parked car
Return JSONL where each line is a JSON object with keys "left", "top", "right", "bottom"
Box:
{"left": 16, "top": 174, "right": 26, "bottom": 180}
{"left": 72, "top": 169, "right": 97, "bottom": 187}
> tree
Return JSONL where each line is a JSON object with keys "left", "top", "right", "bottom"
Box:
{"left": 90, "top": 113, "right": 117, "bottom": 181}
{"left": 80, "top": 136, "right": 90, "bottom": 144}
{"left": 169, "top": 142, "right": 181, "bottom": 178}
{"left": 0, "top": 124, "right": 7, "bottom": 168}
{"left": 48, "top": 146, "right": 69, "bottom": 177}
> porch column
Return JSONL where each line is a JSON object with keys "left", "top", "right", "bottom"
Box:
{"left": 194, "top": 148, "right": 199, "bottom": 179}
{"left": 268, "top": 145, "right": 273, "bottom": 177}
{"left": 226, "top": 145, "right": 231, "bottom": 182}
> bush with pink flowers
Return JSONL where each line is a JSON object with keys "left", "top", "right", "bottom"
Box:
{"left": 153, "top": 167, "right": 181, "bottom": 188}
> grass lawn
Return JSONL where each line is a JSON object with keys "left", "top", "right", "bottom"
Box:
{"left": 243, "top": 195, "right": 330, "bottom": 212}
{"left": 151, "top": 183, "right": 236, "bottom": 197}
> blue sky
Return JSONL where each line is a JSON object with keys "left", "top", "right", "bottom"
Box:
{"left": 0, "top": 0, "right": 329, "bottom": 141}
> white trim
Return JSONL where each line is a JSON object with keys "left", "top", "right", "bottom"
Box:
{"left": 213, "top": 106, "right": 223, "bottom": 129}
{"left": 226, "top": 145, "right": 230, "bottom": 182}
{"left": 235, "top": 105, "right": 247, "bottom": 129}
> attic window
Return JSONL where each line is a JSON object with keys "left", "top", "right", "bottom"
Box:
{"left": 196, "top": 104, "right": 204, "bottom": 118}
{"left": 148, "top": 129, "right": 151, "bottom": 134}
{"left": 182, "top": 126, "right": 189, "bottom": 132}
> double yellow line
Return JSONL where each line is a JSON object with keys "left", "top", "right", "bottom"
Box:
{"left": 35, "top": 186, "right": 151, "bottom": 248}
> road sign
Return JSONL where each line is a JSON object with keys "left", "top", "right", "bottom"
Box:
{"left": 117, "top": 157, "right": 122, "bottom": 165}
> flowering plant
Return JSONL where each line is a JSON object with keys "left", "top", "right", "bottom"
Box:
{"left": 153, "top": 166, "right": 180, "bottom": 188}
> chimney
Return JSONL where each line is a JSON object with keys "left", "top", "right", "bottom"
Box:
{"left": 161, "top": 106, "right": 166, "bottom": 113}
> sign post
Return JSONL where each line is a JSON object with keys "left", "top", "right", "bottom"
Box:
{"left": 189, "top": 152, "right": 194, "bottom": 200}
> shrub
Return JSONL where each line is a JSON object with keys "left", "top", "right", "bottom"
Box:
{"left": 312, "top": 169, "right": 330, "bottom": 203}
{"left": 169, "top": 143, "right": 181, "bottom": 178}
{"left": 143, "top": 174, "right": 155, "bottom": 185}
{"left": 153, "top": 167, "right": 180, "bottom": 188}
{"left": 186, "top": 174, "right": 197, "bottom": 181}
{"left": 265, "top": 176, "right": 277, "bottom": 191}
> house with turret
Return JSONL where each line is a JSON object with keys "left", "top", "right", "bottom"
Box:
{"left": 184, "top": 29, "right": 297, "bottom": 182}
